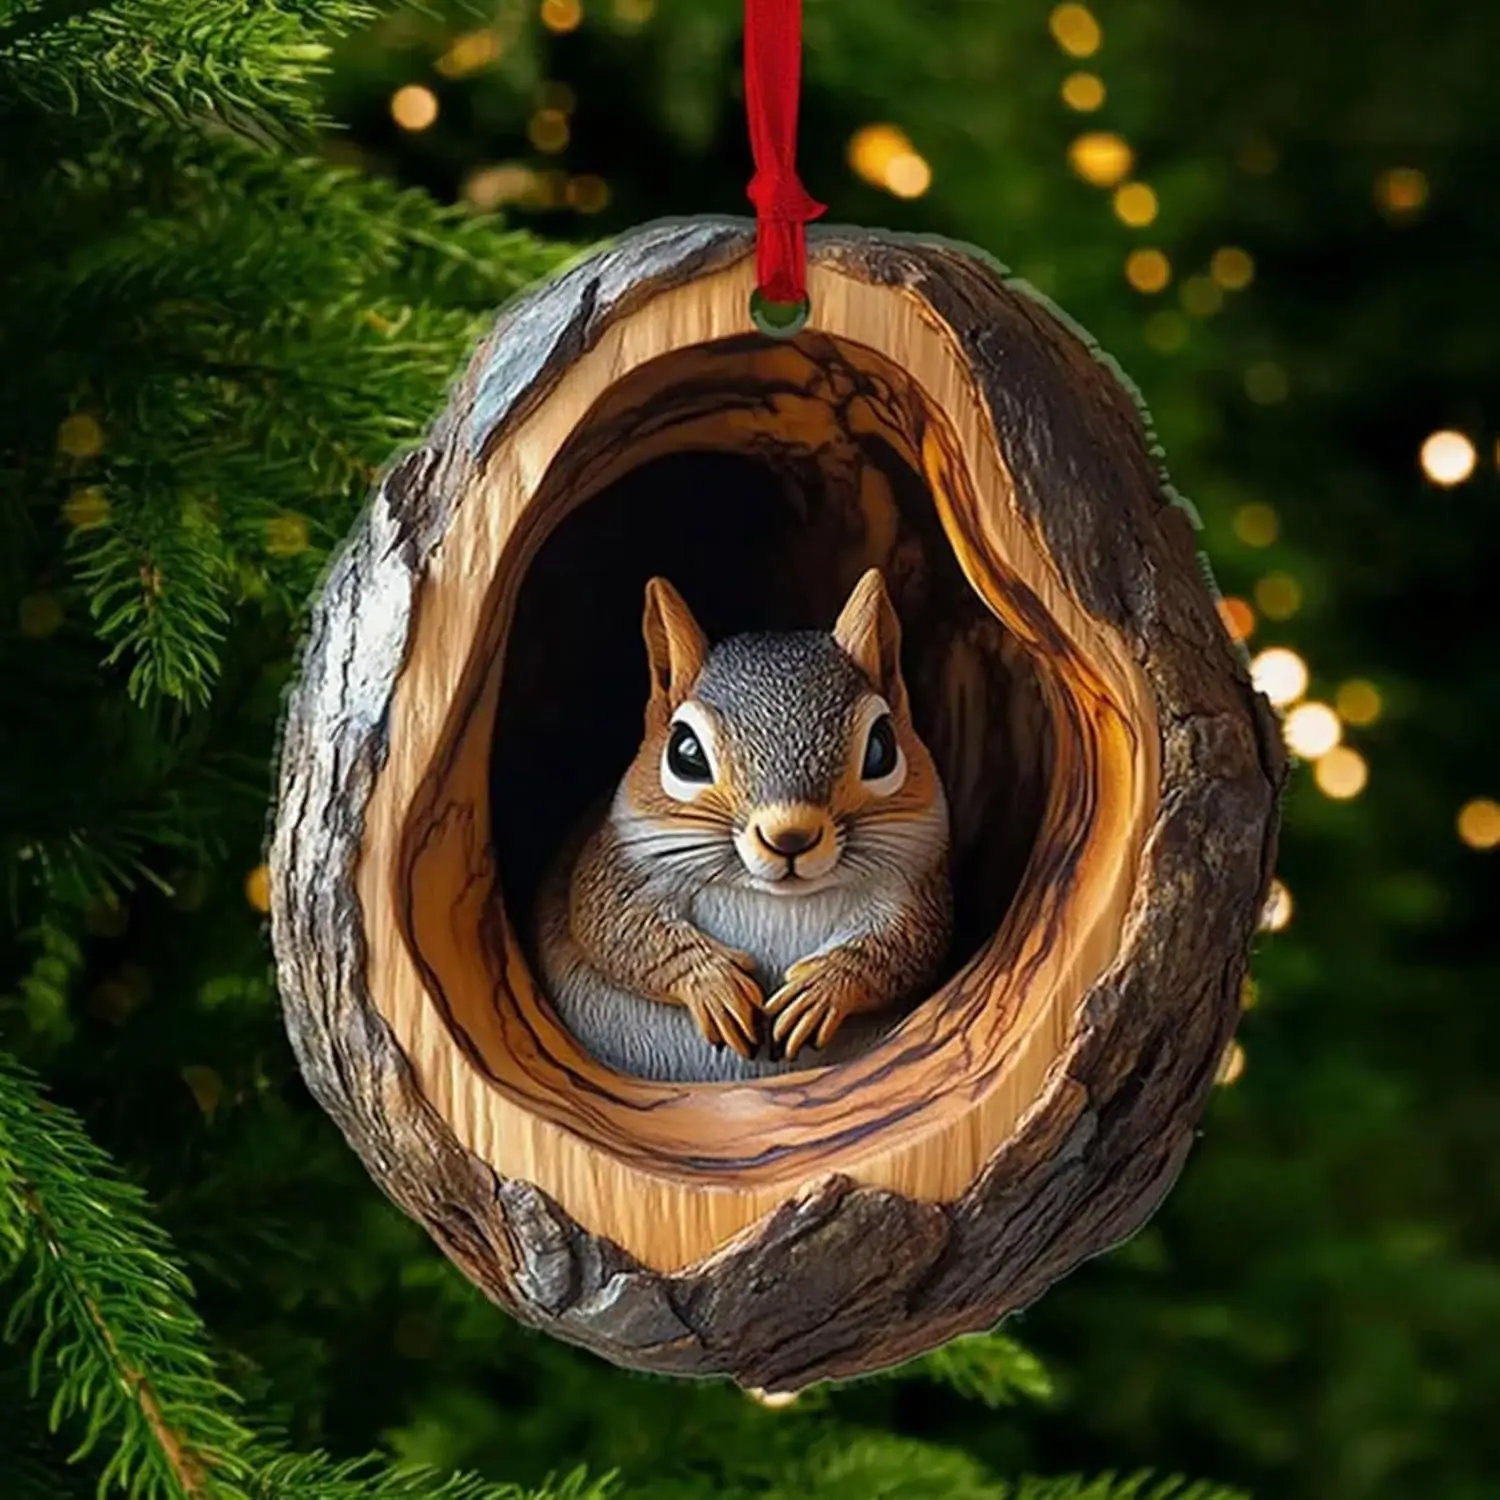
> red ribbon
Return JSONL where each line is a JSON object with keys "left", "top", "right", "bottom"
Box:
{"left": 743, "top": 0, "right": 825, "bottom": 306}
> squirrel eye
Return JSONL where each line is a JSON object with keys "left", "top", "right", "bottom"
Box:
{"left": 862, "top": 715, "right": 899, "bottom": 781}
{"left": 667, "top": 721, "right": 712, "bottom": 782}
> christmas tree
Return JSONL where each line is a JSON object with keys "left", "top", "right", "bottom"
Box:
{"left": 4, "top": 0, "right": 1497, "bottom": 1497}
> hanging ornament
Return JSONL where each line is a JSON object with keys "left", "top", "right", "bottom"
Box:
{"left": 270, "top": 0, "right": 1283, "bottom": 1388}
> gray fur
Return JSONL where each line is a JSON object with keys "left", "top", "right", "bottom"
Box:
{"left": 695, "top": 632, "right": 873, "bottom": 805}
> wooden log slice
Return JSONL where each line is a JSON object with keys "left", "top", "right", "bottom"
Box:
{"left": 268, "top": 217, "right": 1285, "bottom": 1389}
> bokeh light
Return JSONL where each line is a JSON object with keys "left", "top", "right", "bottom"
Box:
{"left": 1420, "top": 430, "right": 1476, "bottom": 486}
{"left": 1375, "top": 166, "right": 1429, "bottom": 218}
{"left": 1069, "top": 132, "right": 1133, "bottom": 187}
{"left": 244, "top": 864, "right": 272, "bottom": 913}
{"left": 528, "top": 108, "right": 570, "bottom": 153}
{"left": 464, "top": 163, "right": 539, "bottom": 209}
{"left": 1261, "top": 878, "right": 1293, "bottom": 932}
{"left": 1061, "top": 72, "right": 1105, "bottom": 111}
{"left": 63, "top": 485, "right": 110, "bottom": 529}
{"left": 435, "top": 30, "right": 502, "bottom": 78}
{"left": 848, "top": 123, "right": 912, "bottom": 185}
{"left": 1211, "top": 246, "right": 1255, "bottom": 290}
{"left": 1335, "top": 679, "right": 1382, "bottom": 726}
{"left": 1255, "top": 572, "right": 1302, "bottom": 620}
{"left": 1181, "top": 276, "right": 1224, "bottom": 316}
{"left": 390, "top": 85, "right": 438, "bottom": 131}
{"left": 1457, "top": 798, "right": 1500, "bottom": 851}
{"left": 1284, "top": 701, "right": 1342, "bottom": 758}
{"left": 1315, "top": 747, "right": 1368, "bottom": 800}
{"left": 540, "top": 0, "right": 584, "bottom": 33}
{"left": 747, "top": 1388, "right": 800, "bottom": 1409}
{"left": 1049, "top": 3, "right": 1102, "bottom": 57}
{"left": 57, "top": 412, "right": 103, "bottom": 458}
{"left": 1125, "top": 247, "right": 1171, "bottom": 293}
{"left": 1113, "top": 182, "right": 1158, "bottom": 226}
{"left": 566, "top": 174, "right": 611, "bottom": 213}
{"left": 885, "top": 151, "right": 932, "bottom": 198}
{"left": 1215, "top": 1039, "right": 1246, "bottom": 1085}
{"left": 265, "top": 514, "right": 309, "bottom": 557}
{"left": 1234, "top": 502, "right": 1280, "bottom": 547}
{"left": 1251, "top": 646, "right": 1308, "bottom": 706}
{"left": 1217, "top": 596, "right": 1255, "bottom": 642}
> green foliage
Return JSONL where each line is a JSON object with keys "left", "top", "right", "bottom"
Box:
{"left": 5, "top": 0, "right": 1495, "bottom": 1497}
{"left": 0, "top": 0, "right": 373, "bottom": 132}
{"left": 0, "top": 1052, "right": 259, "bottom": 1494}
{"left": 894, "top": 1331, "right": 1055, "bottom": 1408}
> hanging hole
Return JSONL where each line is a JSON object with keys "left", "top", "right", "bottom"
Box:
{"left": 749, "top": 288, "right": 811, "bottom": 339}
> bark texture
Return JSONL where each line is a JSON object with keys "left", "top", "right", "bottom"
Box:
{"left": 269, "top": 217, "right": 1284, "bottom": 1388}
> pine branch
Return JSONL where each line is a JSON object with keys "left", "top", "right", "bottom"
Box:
{"left": 0, "top": 1050, "right": 258, "bottom": 1496}
{"left": 2, "top": 133, "right": 571, "bottom": 711}
{"left": 249, "top": 1454, "right": 614, "bottom": 1500}
{"left": 876, "top": 1329, "right": 1055, "bottom": 1407}
{"left": 0, "top": 0, "right": 376, "bottom": 136}
{"left": 0, "top": 1053, "right": 614, "bottom": 1500}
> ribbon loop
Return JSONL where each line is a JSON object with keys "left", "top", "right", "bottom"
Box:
{"left": 744, "top": 0, "right": 822, "bottom": 308}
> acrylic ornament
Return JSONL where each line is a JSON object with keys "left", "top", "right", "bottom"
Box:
{"left": 268, "top": 218, "right": 1284, "bottom": 1389}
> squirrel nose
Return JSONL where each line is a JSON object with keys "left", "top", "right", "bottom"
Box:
{"left": 755, "top": 822, "right": 822, "bottom": 858}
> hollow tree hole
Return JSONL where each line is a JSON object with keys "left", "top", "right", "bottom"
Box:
{"left": 487, "top": 334, "right": 1055, "bottom": 1076}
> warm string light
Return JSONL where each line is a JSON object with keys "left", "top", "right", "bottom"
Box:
{"left": 847, "top": 124, "right": 932, "bottom": 199}
{"left": 1217, "top": 596, "right": 1255, "bottom": 642}
{"left": 265, "top": 514, "right": 309, "bottom": 557}
{"left": 1124, "top": 247, "right": 1170, "bottom": 293}
{"left": 464, "top": 163, "right": 539, "bottom": 209}
{"left": 1335, "top": 679, "right": 1382, "bottom": 726}
{"left": 1215, "top": 1039, "right": 1246, "bottom": 1086}
{"left": 1210, "top": 246, "right": 1255, "bottom": 290}
{"left": 1250, "top": 647, "right": 1308, "bottom": 707}
{"left": 1283, "top": 701, "right": 1341, "bottom": 758}
{"left": 1420, "top": 430, "right": 1476, "bottom": 486}
{"left": 1458, "top": 799, "right": 1500, "bottom": 850}
{"left": 1375, "top": 166, "right": 1428, "bottom": 219}
{"left": 1254, "top": 572, "right": 1301, "bottom": 620}
{"left": 1234, "top": 502, "right": 1279, "bottom": 547}
{"left": 1314, "top": 747, "right": 1368, "bottom": 800}
{"left": 540, "top": 0, "right": 584, "bottom": 33}
{"left": 746, "top": 1388, "right": 800, "bottom": 1409}
{"left": 435, "top": 29, "right": 503, "bottom": 78}
{"left": 1112, "top": 181, "right": 1157, "bottom": 227}
{"left": 391, "top": 84, "right": 438, "bottom": 131}
{"left": 1261, "top": 879, "right": 1293, "bottom": 932}
{"left": 1061, "top": 72, "right": 1105, "bottom": 111}
{"left": 57, "top": 412, "right": 103, "bottom": 458}
{"left": 244, "top": 865, "right": 272, "bottom": 914}
{"left": 1069, "top": 132, "right": 1133, "bottom": 187}
{"left": 1049, "top": 3, "right": 1101, "bottom": 57}
{"left": 63, "top": 485, "right": 110, "bottom": 529}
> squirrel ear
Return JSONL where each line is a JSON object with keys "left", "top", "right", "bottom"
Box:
{"left": 832, "top": 568, "right": 909, "bottom": 716}
{"left": 641, "top": 576, "right": 709, "bottom": 708}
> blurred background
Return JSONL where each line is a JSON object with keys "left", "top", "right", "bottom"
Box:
{"left": 3, "top": 1, "right": 1498, "bottom": 1497}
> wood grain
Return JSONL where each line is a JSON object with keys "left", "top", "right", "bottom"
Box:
{"left": 269, "top": 218, "right": 1284, "bottom": 1386}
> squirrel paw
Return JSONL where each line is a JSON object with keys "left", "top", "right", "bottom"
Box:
{"left": 674, "top": 948, "right": 764, "bottom": 1059}
{"left": 766, "top": 955, "right": 881, "bottom": 1061}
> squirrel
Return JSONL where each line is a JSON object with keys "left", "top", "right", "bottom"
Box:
{"left": 532, "top": 568, "right": 953, "bottom": 1083}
